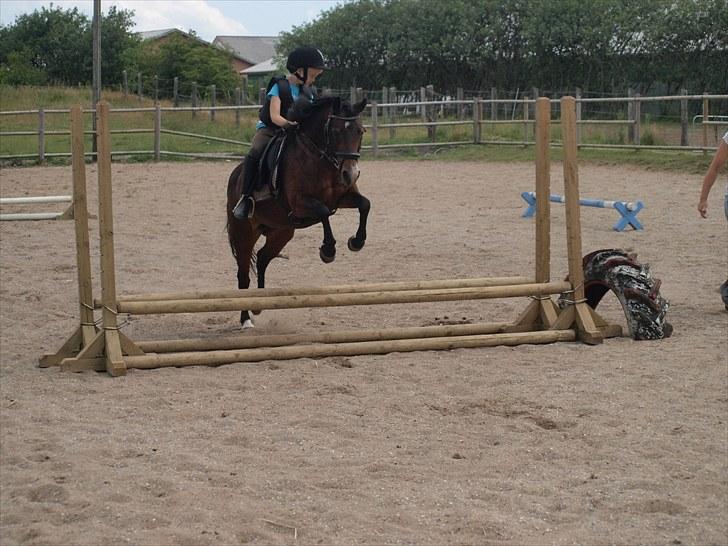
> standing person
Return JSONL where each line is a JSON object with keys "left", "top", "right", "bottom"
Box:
{"left": 232, "top": 47, "right": 328, "bottom": 220}
{"left": 697, "top": 130, "right": 728, "bottom": 309}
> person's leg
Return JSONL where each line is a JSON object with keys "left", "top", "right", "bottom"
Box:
{"left": 233, "top": 129, "right": 274, "bottom": 219}
{"left": 722, "top": 192, "right": 728, "bottom": 309}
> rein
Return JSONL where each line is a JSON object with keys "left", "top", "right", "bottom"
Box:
{"left": 296, "top": 113, "right": 361, "bottom": 170}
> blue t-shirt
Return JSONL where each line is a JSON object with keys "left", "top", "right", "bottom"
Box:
{"left": 256, "top": 82, "right": 303, "bottom": 130}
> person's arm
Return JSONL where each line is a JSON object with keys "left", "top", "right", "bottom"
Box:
{"left": 268, "top": 95, "right": 288, "bottom": 127}
{"left": 698, "top": 140, "right": 728, "bottom": 218}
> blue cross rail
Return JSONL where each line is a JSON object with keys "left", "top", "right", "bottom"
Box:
{"left": 520, "top": 191, "right": 644, "bottom": 231}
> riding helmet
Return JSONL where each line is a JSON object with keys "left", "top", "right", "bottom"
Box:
{"left": 286, "top": 47, "right": 328, "bottom": 73}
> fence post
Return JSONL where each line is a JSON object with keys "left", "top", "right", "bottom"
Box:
{"left": 531, "top": 87, "right": 539, "bottom": 118}
{"left": 634, "top": 93, "right": 641, "bottom": 147}
{"left": 154, "top": 102, "right": 161, "bottom": 161}
{"left": 173, "top": 77, "right": 179, "bottom": 107}
{"left": 426, "top": 84, "right": 435, "bottom": 141}
{"left": 350, "top": 87, "right": 356, "bottom": 104}
{"left": 241, "top": 85, "right": 247, "bottom": 105}
{"left": 137, "top": 72, "right": 142, "bottom": 101}
{"left": 259, "top": 88, "right": 266, "bottom": 105}
{"left": 38, "top": 107, "right": 45, "bottom": 164}
{"left": 490, "top": 88, "right": 497, "bottom": 121}
{"left": 356, "top": 88, "right": 363, "bottom": 102}
{"left": 192, "top": 82, "right": 198, "bottom": 118}
{"left": 457, "top": 87, "right": 464, "bottom": 120}
{"left": 523, "top": 94, "right": 529, "bottom": 145}
{"left": 473, "top": 98, "right": 481, "bottom": 143}
{"left": 680, "top": 88, "right": 688, "bottom": 147}
{"left": 122, "top": 70, "right": 128, "bottom": 97}
{"left": 389, "top": 86, "right": 396, "bottom": 140}
{"left": 371, "top": 101, "right": 378, "bottom": 158}
{"left": 702, "top": 93, "right": 709, "bottom": 155}
{"left": 575, "top": 87, "right": 582, "bottom": 148}
{"left": 235, "top": 87, "right": 241, "bottom": 127}
{"left": 627, "top": 88, "right": 634, "bottom": 143}
{"left": 154, "top": 75, "right": 158, "bottom": 101}
{"left": 210, "top": 85, "right": 216, "bottom": 122}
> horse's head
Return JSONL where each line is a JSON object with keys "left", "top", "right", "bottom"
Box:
{"left": 288, "top": 96, "right": 367, "bottom": 188}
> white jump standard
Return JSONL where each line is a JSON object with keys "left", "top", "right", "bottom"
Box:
{"left": 42, "top": 97, "right": 620, "bottom": 376}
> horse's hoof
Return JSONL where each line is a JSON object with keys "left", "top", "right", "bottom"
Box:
{"left": 320, "top": 246, "right": 336, "bottom": 263}
{"left": 347, "top": 236, "right": 365, "bottom": 252}
{"left": 252, "top": 310, "right": 262, "bottom": 316}
{"left": 242, "top": 318, "right": 255, "bottom": 329}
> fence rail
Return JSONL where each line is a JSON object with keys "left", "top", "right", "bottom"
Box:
{"left": 1, "top": 93, "right": 726, "bottom": 161}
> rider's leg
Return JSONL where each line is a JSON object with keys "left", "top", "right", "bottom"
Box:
{"left": 232, "top": 128, "right": 275, "bottom": 220}
{"left": 232, "top": 155, "right": 258, "bottom": 219}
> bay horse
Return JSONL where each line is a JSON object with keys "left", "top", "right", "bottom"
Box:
{"left": 226, "top": 96, "right": 370, "bottom": 328}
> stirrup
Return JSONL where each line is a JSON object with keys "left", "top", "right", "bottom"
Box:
{"left": 232, "top": 196, "right": 255, "bottom": 220}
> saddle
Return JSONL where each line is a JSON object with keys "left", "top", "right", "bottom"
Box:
{"left": 252, "top": 131, "right": 288, "bottom": 202}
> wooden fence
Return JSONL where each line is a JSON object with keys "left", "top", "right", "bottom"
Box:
{"left": 1, "top": 93, "right": 726, "bottom": 162}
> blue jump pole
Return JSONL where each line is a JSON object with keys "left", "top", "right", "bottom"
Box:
{"left": 521, "top": 191, "right": 644, "bottom": 231}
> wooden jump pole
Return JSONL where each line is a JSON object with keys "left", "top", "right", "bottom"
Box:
{"left": 115, "top": 281, "right": 571, "bottom": 315}
{"left": 110, "top": 275, "right": 534, "bottom": 304}
{"left": 63, "top": 330, "right": 577, "bottom": 372}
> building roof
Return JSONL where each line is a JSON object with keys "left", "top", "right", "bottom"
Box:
{"left": 241, "top": 58, "right": 278, "bottom": 75}
{"left": 137, "top": 28, "right": 212, "bottom": 47}
{"left": 213, "top": 36, "right": 279, "bottom": 65}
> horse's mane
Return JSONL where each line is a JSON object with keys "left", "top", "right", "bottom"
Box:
{"left": 287, "top": 95, "right": 349, "bottom": 123}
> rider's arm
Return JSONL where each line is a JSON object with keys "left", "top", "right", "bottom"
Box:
{"left": 268, "top": 95, "right": 290, "bottom": 128}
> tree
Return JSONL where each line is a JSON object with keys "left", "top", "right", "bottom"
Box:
{"left": 125, "top": 32, "right": 241, "bottom": 97}
{"left": 0, "top": 4, "right": 138, "bottom": 86}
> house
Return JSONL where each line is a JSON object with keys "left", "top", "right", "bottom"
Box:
{"left": 139, "top": 29, "right": 264, "bottom": 78}
{"left": 212, "top": 36, "right": 279, "bottom": 73}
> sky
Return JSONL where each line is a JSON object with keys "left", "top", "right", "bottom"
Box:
{"left": 0, "top": 0, "right": 346, "bottom": 39}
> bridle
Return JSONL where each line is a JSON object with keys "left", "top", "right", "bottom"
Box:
{"left": 297, "top": 113, "right": 363, "bottom": 170}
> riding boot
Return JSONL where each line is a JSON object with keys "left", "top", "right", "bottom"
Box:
{"left": 232, "top": 157, "right": 258, "bottom": 220}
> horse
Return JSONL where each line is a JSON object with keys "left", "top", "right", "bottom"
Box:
{"left": 226, "top": 96, "right": 370, "bottom": 328}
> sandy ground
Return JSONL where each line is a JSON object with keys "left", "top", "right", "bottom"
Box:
{"left": 0, "top": 158, "right": 726, "bottom": 546}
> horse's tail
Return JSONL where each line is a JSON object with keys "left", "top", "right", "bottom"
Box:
{"left": 225, "top": 160, "right": 244, "bottom": 259}
{"left": 225, "top": 160, "right": 257, "bottom": 276}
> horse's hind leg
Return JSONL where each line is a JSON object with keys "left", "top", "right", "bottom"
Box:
{"left": 338, "top": 188, "right": 370, "bottom": 251}
{"left": 231, "top": 219, "right": 261, "bottom": 328}
{"left": 255, "top": 227, "right": 295, "bottom": 294}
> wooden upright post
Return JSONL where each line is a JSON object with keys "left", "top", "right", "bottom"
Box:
{"left": 554, "top": 96, "right": 603, "bottom": 344}
{"left": 40, "top": 106, "right": 98, "bottom": 367}
{"left": 507, "top": 96, "right": 560, "bottom": 332}
{"left": 96, "top": 102, "right": 127, "bottom": 375}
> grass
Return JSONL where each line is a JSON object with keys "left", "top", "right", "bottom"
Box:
{"left": 0, "top": 84, "right": 715, "bottom": 174}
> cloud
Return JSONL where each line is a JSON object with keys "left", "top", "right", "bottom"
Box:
{"left": 0, "top": 1, "right": 248, "bottom": 41}
{"left": 112, "top": 0, "right": 247, "bottom": 40}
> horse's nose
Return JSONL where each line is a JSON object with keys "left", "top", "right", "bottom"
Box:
{"left": 341, "top": 162, "right": 359, "bottom": 187}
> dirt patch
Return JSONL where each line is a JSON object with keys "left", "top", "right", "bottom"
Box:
{"left": 1, "top": 159, "right": 726, "bottom": 545}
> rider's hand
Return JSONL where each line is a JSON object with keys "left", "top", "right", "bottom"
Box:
{"left": 283, "top": 121, "right": 299, "bottom": 130}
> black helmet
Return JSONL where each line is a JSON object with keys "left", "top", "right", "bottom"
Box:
{"left": 286, "top": 47, "right": 328, "bottom": 73}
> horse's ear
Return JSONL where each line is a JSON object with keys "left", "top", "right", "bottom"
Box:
{"left": 352, "top": 98, "right": 367, "bottom": 116}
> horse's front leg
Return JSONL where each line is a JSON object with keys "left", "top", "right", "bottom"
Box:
{"left": 302, "top": 198, "right": 337, "bottom": 263}
{"left": 337, "top": 187, "right": 370, "bottom": 251}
